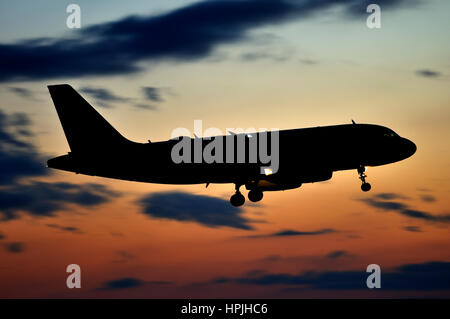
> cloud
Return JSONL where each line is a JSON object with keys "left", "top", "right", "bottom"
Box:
{"left": 0, "top": 110, "right": 48, "bottom": 185}
{"left": 360, "top": 197, "right": 450, "bottom": 224}
{"left": 8, "top": 87, "right": 37, "bottom": 100}
{"left": 362, "top": 198, "right": 408, "bottom": 211}
{"left": 98, "top": 277, "right": 171, "bottom": 290}
{"left": 79, "top": 86, "right": 165, "bottom": 110}
{"left": 142, "top": 87, "right": 164, "bottom": 102}
{"left": 79, "top": 86, "right": 131, "bottom": 108}
{"left": 261, "top": 250, "right": 354, "bottom": 264}
{"left": 326, "top": 250, "right": 351, "bottom": 259}
{"left": 46, "top": 224, "right": 82, "bottom": 234}
{"left": 403, "top": 226, "right": 421, "bottom": 232}
{"left": 137, "top": 191, "right": 253, "bottom": 230}
{"left": 98, "top": 278, "right": 144, "bottom": 290}
{"left": 0, "top": 0, "right": 419, "bottom": 82}
{"left": 212, "top": 261, "right": 450, "bottom": 291}
{"left": 132, "top": 103, "right": 158, "bottom": 111}
{"left": 6, "top": 112, "right": 32, "bottom": 127}
{"left": 0, "top": 232, "right": 5, "bottom": 240}
{"left": 4, "top": 242, "right": 25, "bottom": 253}
{"left": 415, "top": 69, "right": 442, "bottom": 78}
{"left": 0, "top": 107, "right": 121, "bottom": 221}
{"left": 420, "top": 194, "right": 436, "bottom": 203}
{"left": 0, "top": 181, "right": 120, "bottom": 221}
{"left": 137, "top": 86, "right": 172, "bottom": 110}
{"left": 239, "top": 51, "right": 290, "bottom": 62}
{"left": 246, "top": 228, "right": 335, "bottom": 238}
{"left": 374, "top": 193, "right": 409, "bottom": 200}
{"left": 400, "top": 209, "right": 450, "bottom": 223}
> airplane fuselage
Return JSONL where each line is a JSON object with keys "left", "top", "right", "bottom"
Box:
{"left": 48, "top": 123, "right": 416, "bottom": 189}
{"left": 46, "top": 84, "right": 416, "bottom": 205}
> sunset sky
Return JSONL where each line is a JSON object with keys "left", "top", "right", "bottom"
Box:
{"left": 0, "top": 0, "right": 449, "bottom": 298}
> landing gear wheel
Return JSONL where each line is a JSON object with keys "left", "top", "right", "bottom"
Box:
{"left": 230, "top": 192, "right": 245, "bottom": 207}
{"left": 248, "top": 190, "right": 263, "bottom": 202}
{"left": 361, "top": 182, "right": 371, "bottom": 192}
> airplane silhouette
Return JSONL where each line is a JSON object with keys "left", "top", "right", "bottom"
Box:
{"left": 47, "top": 84, "right": 416, "bottom": 207}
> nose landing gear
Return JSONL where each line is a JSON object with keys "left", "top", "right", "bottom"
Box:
{"left": 230, "top": 183, "right": 245, "bottom": 207}
{"left": 358, "top": 166, "right": 371, "bottom": 192}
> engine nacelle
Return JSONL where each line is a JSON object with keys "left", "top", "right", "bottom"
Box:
{"left": 247, "top": 170, "right": 332, "bottom": 191}
{"left": 250, "top": 179, "right": 302, "bottom": 191}
{"left": 300, "top": 170, "right": 333, "bottom": 183}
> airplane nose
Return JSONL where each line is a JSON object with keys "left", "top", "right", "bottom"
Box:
{"left": 401, "top": 138, "right": 417, "bottom": 159}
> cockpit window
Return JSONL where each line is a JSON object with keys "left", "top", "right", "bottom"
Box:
{"left": 383, "top": 133, "right": 396, "bottom": 137}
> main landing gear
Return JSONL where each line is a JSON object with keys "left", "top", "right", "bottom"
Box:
{"left": 230, "top": 184, "right": 245, "bottom": 207}
{"left": 248, "top": 189, "right": 263, "bottom": 203}
{"left": 230, "top": 184, "right": 264, "bottom": 207}
{"left": 358, "top": 166, "right": 371, "bottom": 192}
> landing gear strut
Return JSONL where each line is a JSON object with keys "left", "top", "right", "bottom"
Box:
{"left": 358, "top": 166, "right": 371, "bottom": 192}
{"left": 230, "top": 184, "right": 245, "bottom": 207}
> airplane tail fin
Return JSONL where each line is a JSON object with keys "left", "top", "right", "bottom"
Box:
{"left": 48, "top": 84, "right": 132, "bottom": 154}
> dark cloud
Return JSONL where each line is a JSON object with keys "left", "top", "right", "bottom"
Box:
{"left": 261, "top": 250, "right": 353, "bottom": 264}
{"left": 79, "top": 86, "right": 164, "bottom": 110}
{"left": 5, "top": 112, "right": 31, "bottom": 127}
{"left": 415, "top": 69, "right": 442, "bottom": 78}
{"left": 0, "top": 148, "right": 45, "bottom": 185}
{"left": 246, "top": 228, "right": 335, "bottom": 238}
{"left": 239, "top": 51, "right": 290, "bottom": 62}
{"left": 0, "top": 107, "right": 121, "bottom": 222}
{"left": 213, "top": 261, "right": 450, "bottom": 291}
{"left": 0, "top": 110, "right": 47, "bottom": 185}
{"left": 98, "top": 278, "right": 144, "bottom": 290}
{"left": 98, "top": 277, "right": 171, "bottom": 290}
{"left": 0, "top": 181, "right": 120, "bottom": 221}
{"left": 8, "top": 87, "right": 37, "bottom": 100}
{"left": 132, "top": 103, "right": 158, "bottom": 111}
{"left": 361, "top": 197, "right": 450, "bottom": 224}
{"left": 400, "top": 209, "right": 450, "bottom": 223}
{"left": 0, "top": 0, "right": 418, "bottom": 82}
{"left": 273, "top": 229, "right": 335, "bottom": 237}
{"left": 0, "top": 232, "right": 5, "bottom": 240}
{"left": 142, "top": 87, "right": 164, "bottom": 103}
{"left": 79, "top": 86, "right": 130, "bottom": 108}
{"left": 374, "top": 193, "right": 409, "bottom": 200}
{"left": 362, "top": 198, "right": 407, "bottom": 211}
{"left": 326, "top": 250, "right": 350, "bottom": 259}
{"left": 46, "top": 224, "right": 82, "bottom": 234}
{"left": 420, "top": 194, "right": 436, "bottom": 203}
{"left": 4, "top": 242, "right": 25, "bottom": 253}
{"left": 137, "top": 191, "right": 253, "bottom": 230}
{"left": 403, "top": 226, "right": 421, "bottom": 232}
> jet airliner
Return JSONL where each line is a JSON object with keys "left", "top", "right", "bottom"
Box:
{"left": 47, "top": 85, "right": 416, "bottom": 206}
